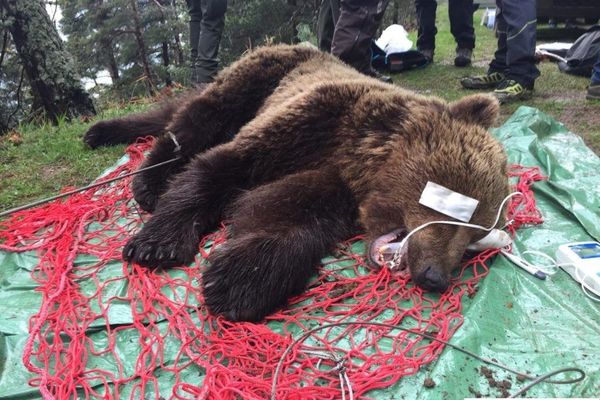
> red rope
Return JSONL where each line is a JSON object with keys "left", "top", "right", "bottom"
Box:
{"left": 0, "top": 139, "right": 545, "bottom": 399}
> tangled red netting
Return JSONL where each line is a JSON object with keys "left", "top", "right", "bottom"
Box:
{"left": 0, "top": 138, "right": 546, "bottom": 400}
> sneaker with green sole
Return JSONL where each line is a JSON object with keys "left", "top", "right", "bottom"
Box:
{"left": 460, "top": 72, "right": 505, "bottom": 89}
{"left": 586, "top": 83, "right": 600, "bottom": 100}
{"left": 492, "top": 80, "right": 533, "bottom": 104}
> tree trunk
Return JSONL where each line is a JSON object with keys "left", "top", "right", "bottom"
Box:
{"left": 170, "top": 0, "right": 184, "bottom": 65}
{"left": 161, "top": 41, "right": 173, "bottom": 86}
{"left": 173, "top": 33, "right": 184, "bottom": 65}
{"left": 129, "top": 0, "right": 155, "bottom": 95}
{"left": 1, "top": 0, "right": 95, "bottom": 122}
{"left": 107, "top": 49, "right": 120, "bottom": 84}
{"left": 101, "top": 38, "right": 120, "bottom": 84}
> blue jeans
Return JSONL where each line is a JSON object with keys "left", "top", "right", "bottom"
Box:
{"left": 592, "top": 52, "right": 600, "bottom": 85}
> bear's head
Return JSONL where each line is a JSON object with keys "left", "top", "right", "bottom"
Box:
{"left": 360, "top": 94, "right": 509, "bottom": 292}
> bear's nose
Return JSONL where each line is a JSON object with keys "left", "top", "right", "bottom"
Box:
{"left": 417, "top": 266, "right": 449, "bottom": 293}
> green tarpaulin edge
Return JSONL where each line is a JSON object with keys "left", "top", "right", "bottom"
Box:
{"left": 1, "top": 106, "right": 599, "bottom": 398}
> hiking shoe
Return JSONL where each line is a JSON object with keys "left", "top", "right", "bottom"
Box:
{"left": 420, "top": 49, "right": 434, "bottom": 64}
{"left": 454, "top": 48, "right": 472, "bottom": 67}
{"left": 492, "top": 80, "right": 533, "bottom": 104}
{"left": 460, "top": 72, "right": 505, "bottom": 89}
{"left": 366, "top": 68, "right": 393, "bottom": 83}
{"left": 586, "top": 83, "right": 600, "bottom": 100}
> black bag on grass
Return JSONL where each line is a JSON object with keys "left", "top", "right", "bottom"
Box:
{"left": 371, "top": 42, "right": 429, "bottom": 73}
{"left": 558, "top": 26, "right": 600, "bottom": 77}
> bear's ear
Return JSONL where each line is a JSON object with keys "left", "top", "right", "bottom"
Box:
{"left": 448, "top": 94, "right": 500, "bottom": 129}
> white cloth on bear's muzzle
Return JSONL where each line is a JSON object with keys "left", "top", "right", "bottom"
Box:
{"left": 419, "top": 182, "right": 479, "bottom": 223}
{"left": 375, "top": 24, "right": 413, "bottom": 55}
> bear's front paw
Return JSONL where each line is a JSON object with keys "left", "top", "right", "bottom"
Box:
{"left": 202, "top": 234, "right": 313, "bottom": 322}
{"left": 131, "top": 174, "right": 162, "bottom": 213}
{"left": 84, "top": 120, "right": 119, "bottom": 148}
{"left": 122, "top": 223, "right": 198, "bottom": 269}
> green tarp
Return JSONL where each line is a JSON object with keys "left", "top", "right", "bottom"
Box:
{"left": 1, "top": 106, "right": 599, "bottom": 399}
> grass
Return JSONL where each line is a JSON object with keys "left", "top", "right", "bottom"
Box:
{"left": 0, "top": 102, "right": 150, "bottom": 210}
{"left": 1, "top": 4, "right": 599, "bottom": 212}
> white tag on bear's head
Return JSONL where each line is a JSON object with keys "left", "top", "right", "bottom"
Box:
{"left": 419, "top": 181, "right": 479, "bottom": 222}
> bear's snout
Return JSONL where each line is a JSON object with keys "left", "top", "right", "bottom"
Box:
{"left": 414, "top": 266, "right": 449, "bottom": 293}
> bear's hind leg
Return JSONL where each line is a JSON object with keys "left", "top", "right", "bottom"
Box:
{"left": 202, "top": 169, "right": 358, "bottom": 322}
{"left": 84, "top": 100, "right": 179, "bottom": 149}
{"left": 131, "top": 46, "right": 323, "bottom": 212}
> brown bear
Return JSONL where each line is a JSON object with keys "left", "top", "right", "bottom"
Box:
{"left": 84, "top": 44, "right": 509, "bottom": 322}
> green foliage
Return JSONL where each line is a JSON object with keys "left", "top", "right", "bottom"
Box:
{"left": 221, "top": 0, "right": 301, "bottom": 64}
{"left": 58, "top": 0, "right": 321, "bottom": 99}
{"left": 58, "top": 0, "right": 187, "bottom": 96}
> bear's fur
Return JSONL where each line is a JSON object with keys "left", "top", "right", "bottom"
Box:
{"left": 84, "top": 44, "right": 509, "bottom": 322}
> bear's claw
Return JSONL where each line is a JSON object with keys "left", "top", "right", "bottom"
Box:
{"left": 123, "top": 226, "right": 198, "bottom": 269}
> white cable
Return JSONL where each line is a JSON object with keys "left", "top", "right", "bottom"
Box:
{"left": 389, "top": 190, "right": 600, "bottom": 303}
{"left": 391, "top": 192, "right": 524, "bottom": 266}
{"left": 574, "top": 266, "right": 600, "bottom": 303}
{"left": 520, "top": 250, "right": 561, "bottom": 276}
{"left": 506, "top": 251, "right": 600, "bottom": 302}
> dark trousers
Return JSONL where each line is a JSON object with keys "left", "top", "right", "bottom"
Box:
{"left": 187, "top": 0, "right": 227, "bottom": 83}
{"left": 488, "top": 0, "right": 539, "bottom": 89}
{"left": 317, "top": 0, "right": 341, "bottom": 52}
{"left": 327, "top": 0, "right": 390, "bottom": 73}
{"left": 415, "top": 0, "right": 475, "bottom": 51}
{"left": 592, "top": 53, "right": 600, "bottom": 85}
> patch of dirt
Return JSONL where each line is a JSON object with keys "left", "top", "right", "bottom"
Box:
{"left": 40, "top": 166, "right": 71, "bottom": 183}
{"left": 479, "top": 366, "right": 513, "bottom": 398}
{"left": 546, "top": 90, "right": 587, "bottom": 102}
{"left": 468, "top": 385, "right": 483, "bottom": 398}
{"left": 559, "top": 103, "right": 600, "bottom": 155}
{"left": 423, "top": 377, "right": 436, "bottom": 388}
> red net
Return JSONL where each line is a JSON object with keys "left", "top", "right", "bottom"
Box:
{"left": 0, "top": 139, "right": 546, "bottom": 399}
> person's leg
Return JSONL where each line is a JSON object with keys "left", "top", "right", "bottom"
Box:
{"left": 449, "top": 0, "right": 475, "bottom": 66}
{"left": 586, "top": 52, "right": 600, "bottom": 100}
{"left": 460, "top": 1, "right": 506, "bottom": 89}
{"left": 317, "top": 0, "right": 340, "bottom": 52}
{"left": 490, "top": 0, "right": 538, "bottom": 103}
{"left": 415, "top": 0, "right": 437, "bottom": 60}
{"left": 331, "top": 0, "right": 391, "bottom": 80}
{"left": 498, "top": 0, "right": 539, "bottom": 89}
{"left": 187, "top": 0, "right": 203, "bottom": 83}
{"left": 591, "top": 53, "right": 600, "bottom": 85}
{"left": 488, "top": 0, "right": 508, "bottom": 76}
{"left": 195, "top": 0, "right": 227, "bottom": 83}
{"left": 187, "top": 0, "right": 202, "bottom": 61}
